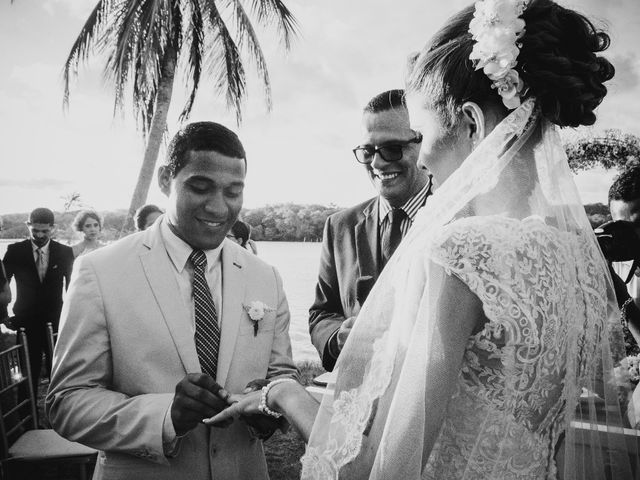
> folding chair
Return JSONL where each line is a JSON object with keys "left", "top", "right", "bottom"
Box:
{"left": 0, "top": 329, "right": 96, "bottom": 479}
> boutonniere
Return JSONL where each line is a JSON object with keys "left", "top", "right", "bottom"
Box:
{"left": 243, "top": 301, "right": 274, "bottom": 336}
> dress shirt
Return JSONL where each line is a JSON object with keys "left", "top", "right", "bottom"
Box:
{"left": 378, "top": 178, "right": 431, "bottom": 238}
{"left": 613, "top": 261, "right": 640, "bottom": 309}
{"left": 160, "top": 219, "right": 224, "bottom": 451}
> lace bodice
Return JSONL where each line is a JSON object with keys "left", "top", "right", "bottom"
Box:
{"left": 301, "top": 216, "right": 608, "bottom": 480}
{"left": 421, "top": 215, "right": 607, "bottom": 479}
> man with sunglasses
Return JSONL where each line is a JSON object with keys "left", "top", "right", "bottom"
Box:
{"left": 309, "top": 89, "right": 432, "bottom": 371}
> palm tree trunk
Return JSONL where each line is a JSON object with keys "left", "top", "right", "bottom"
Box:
{"left": 120, "top": 44, "right": 177, "bottom": 234}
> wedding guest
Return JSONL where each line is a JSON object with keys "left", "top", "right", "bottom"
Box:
{"left": 309, "top": 89, "right": 432, "bottom": 370}
{"left": 71, "top": 209, "right": 106, "bottom": 258}
{"left": 227, "top": 220, "right": 258, "bottom": 254}
{"left": 0, "top": 217, "right": 10, "bottom": 322}
{"left": 0, "top": 261, "right": 10, "bottom": 323}
{"left": 135, "top": 203, "right": 164, "bottom": 231}
{"left": 46, "top": 122, "right": 297, "bottom": 480}
{"left": 210, "top": 1, "right": 636, "bottom": 478}
{"left": 606, "top": 163, "right": 640, "bottom": 353}
{"left": 2, "top": 208, "right": 74, "bottom": 390}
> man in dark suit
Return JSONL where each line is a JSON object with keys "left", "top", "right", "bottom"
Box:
{"left": 3, "top": 207, "right": 74, "bottom": 389}
{"left": 309, "top": 90, "right": 432, "bottom": 371}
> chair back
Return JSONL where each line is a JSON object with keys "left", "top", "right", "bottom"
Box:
{"left": 46, "top": 322, "right": 57, "bottom": 360}
{"left": 0, "top": 329, "right": 37, "bottom": 460}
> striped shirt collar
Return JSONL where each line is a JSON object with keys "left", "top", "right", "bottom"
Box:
{"left": 378, "top": 177, "right": 432, "bottom": 224}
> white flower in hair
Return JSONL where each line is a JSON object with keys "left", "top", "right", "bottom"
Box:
{"left": 469, "top": 0, "right": 530, "bottom": 109}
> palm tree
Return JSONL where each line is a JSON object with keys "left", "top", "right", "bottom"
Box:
{"left": 63, "top": 0, "right": 297, "bottom": 231}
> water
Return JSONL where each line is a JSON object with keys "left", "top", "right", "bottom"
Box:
{"left": 0, "top": 239, "right": 323, "bottom": 363}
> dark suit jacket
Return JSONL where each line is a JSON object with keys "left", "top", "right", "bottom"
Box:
{"left": 309, "top": 197, "right": 381, "bottom": 371}
{"left": 3, "top": 239, "right": 74, "bottom": 329}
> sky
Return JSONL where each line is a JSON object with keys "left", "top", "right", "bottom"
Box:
{"left": 1, "top": 0, "right": 639, "bottom": 215}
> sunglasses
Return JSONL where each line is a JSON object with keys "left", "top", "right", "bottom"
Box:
{"left": 352, "top": 132, "right": 422, "bottom": 164}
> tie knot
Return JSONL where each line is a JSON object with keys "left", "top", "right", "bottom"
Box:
{"left": 189, "top": 249, "right": 207, "bottom": 268}
{"left": 389, "top": 208, "right": 406, "bottom": 224}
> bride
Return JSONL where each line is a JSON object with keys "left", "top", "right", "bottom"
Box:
{"left": 209, "top": 0, "right": 637, "bottom": 478}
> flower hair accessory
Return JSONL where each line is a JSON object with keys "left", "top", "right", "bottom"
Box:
{"left": 469, "top": 0, "right": 530, "bottom": 109}
{"left": 243, "top": 301, "right": 274, "bottom": 336}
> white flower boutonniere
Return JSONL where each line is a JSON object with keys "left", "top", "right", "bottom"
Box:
{"left": 243, "top": 301, "right": 274, "bottom": 336}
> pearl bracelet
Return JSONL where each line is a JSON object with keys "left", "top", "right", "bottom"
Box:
{"left": 258, "top": 378, "right": 297, "bottom": 419}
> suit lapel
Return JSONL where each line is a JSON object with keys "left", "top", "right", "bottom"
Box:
{"left": 21, "top": 240, "right": 40, "bottom": 281}
{"left": 217, "top": 242, "right": 245, "bottom": 387}
{"left": 44, "top": 241, "right": 58, "bottom": 281}
{"left": 355, "top": 198, "right": 380, "bottom": 282}
{"left": 140, "top": 225, "right": 200, "bottom": 374}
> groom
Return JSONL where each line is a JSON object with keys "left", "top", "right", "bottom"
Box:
{"left": 309, "top": 90, "right": 431, "bottom": 371}
{"left": 46, "top": 122, "right": 297, "bottom": 480}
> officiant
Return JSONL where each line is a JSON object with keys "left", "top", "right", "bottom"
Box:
{"left": 309, "top": 89, "right": 432, "bottom": 371}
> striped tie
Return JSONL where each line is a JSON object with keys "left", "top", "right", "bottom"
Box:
{"left": 189, "top": 249, "right": 220, "bottom": 379}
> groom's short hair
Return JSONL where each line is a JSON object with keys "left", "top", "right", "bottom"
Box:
{"left": 164, "top": 121, "right": 247, "bottom": 177}
{"left": 363, "top": 89, "right": 406, "bottom": 114}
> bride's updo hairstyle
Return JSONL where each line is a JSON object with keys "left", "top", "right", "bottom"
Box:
{"left": 408, "top": 0, "right": 614, "bottom": 130}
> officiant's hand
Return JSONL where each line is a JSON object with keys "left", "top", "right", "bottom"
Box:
{"left": 171, "top": 373, "right": 233, "bottom": 436}
{"left": 337, "top": 316, "right": 357, "bottom": 351}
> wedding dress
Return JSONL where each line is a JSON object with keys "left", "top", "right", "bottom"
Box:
{"left": 301, "top": 100, "right": 638, "bottom": 479}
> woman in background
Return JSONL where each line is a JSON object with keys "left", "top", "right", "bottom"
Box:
{"left": 71, "top": 210, "right": 105, "bottom": 258}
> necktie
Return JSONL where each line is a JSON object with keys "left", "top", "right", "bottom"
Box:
{"left": 36, "top": 248, "right": 46, "bottom": 281}
{"left": 381, "top": 208, "right": 406, "bottom": 268}
{"left": 189, "top": 250, "right": 220, "bottom": 379}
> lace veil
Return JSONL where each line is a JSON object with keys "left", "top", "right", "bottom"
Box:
{"left": 301, "top": 99, "right": 639, "bottom": 479}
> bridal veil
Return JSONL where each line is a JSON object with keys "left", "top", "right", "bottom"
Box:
{"left": 301, "top": 99, "right": 639, "bottom": 479}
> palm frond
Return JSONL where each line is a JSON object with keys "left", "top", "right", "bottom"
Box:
{"left": 226, "top": 0, "right": 272, "bottom": 111}
{"left": 179, "top": 0, "right": 204, "bottom": 123}
{"left": 248, "top": 0, "right": 298, "bottom": 50}
{"left": 62, "top": 0, "right": 112, "bottom": 109}
{"left": 103, "top": 0, "right": 144, "bottom": 112}
{"left": 204, "top": 1, "right": 246, "bottom": 124}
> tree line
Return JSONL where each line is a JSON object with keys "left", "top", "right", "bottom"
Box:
{"left": 0, "top": 203, "right": 342, "bottom": 244}
{"left": 0, "top": 202, "right": 611, "bottom": 244}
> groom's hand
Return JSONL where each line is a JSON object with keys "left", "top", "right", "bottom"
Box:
{"left": 337, "top": 316, "right": 357, "bottom": 351}
{"left": 171, "top": 373, "right": 233, "bottom": 436}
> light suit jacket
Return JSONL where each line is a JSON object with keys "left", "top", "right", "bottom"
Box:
{"left": 46, "top": 219, "right": 297, "bottom": 480}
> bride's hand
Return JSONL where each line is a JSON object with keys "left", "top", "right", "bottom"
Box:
{"left": 203, "top": 390, "right": 263, "bottom": 426}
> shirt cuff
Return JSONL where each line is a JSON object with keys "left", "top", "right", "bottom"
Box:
{"left": 162, "top": 401, "right": 181, "bottom": 457}
{"left": 327, "top": 329, "right": 341, "bottom": 359}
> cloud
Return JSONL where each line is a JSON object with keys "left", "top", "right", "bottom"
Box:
{"left": 0, "top": 178, "right": 72, "bottom": 189}
{"left": 609, "top": 54, "right": 640, "bottom": 92}
{"left": 42, "top": 0, "right": 94, "bottom": 20}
